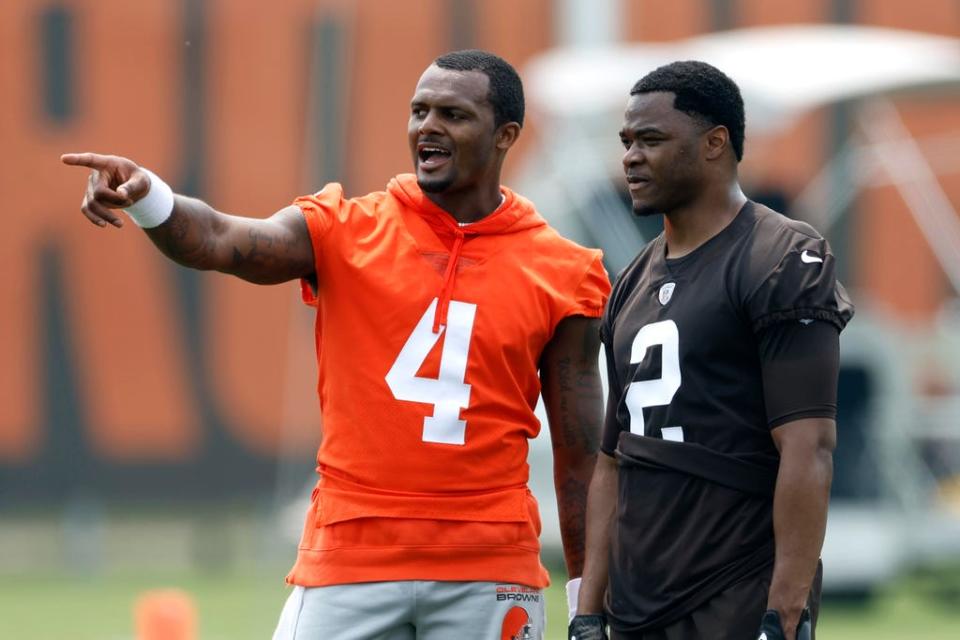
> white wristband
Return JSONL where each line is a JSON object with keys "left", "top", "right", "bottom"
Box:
{"left": 566, "top": 577, "right": 581, "bottom": 622}
{"left": 123, "top": 169, "right": 174, "bottom": 228}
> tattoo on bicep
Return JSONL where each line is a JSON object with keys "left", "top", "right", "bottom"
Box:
{"left": 575, "top": 323, "right": 604, "bottom": 451}
{"left": 575, "top": 366, "right": 603, "bottom": 453}
{"left": 557, "top": 356, "right": 578, "bottom": 448}
{"left": 231, "top": 226, "right": 283, "bottom": 269}
{"left": 555, "top": 360, "right": 602, "bottom": 453}
{"left": 249, "top": 226, "right": 275, "bottom": 249}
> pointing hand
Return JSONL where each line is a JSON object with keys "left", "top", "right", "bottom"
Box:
{"left": 61, "top": 152, "right": 152, "bottom": 228}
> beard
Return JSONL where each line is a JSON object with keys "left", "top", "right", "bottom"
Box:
{"left": 630, "top": 193, "right": 663, "bottom": 217}
{"left": 418, "top": 177, "right": 454, "bottom": 193}
{"left": 631, "top": 203, "right": 662, "bottom": 217}
{"left": 417, "top": 172, "right": 456, "bottom": 193}
{"left": 630, "top": 175, "right": 696, "bottom": 218}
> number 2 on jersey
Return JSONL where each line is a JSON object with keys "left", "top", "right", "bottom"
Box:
{"left": 385, "top": 298, "right": 477, "bottom": 445}
{"left": 625, "top": 320, "right": 681, "bottom": 436}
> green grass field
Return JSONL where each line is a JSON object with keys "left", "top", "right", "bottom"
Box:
{"left": 1, "top": 569, "right": 958, "bottom": 639}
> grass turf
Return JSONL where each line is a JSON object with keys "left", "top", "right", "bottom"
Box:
{"left": 1, "top": 570, "right": 957, "bottom": 639}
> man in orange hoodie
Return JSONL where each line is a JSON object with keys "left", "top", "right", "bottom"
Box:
{"left": 63, "top": 50, "right": 609, "bottom": 639}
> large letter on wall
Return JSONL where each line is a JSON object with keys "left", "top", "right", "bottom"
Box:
{"left": 0, "top": 0, "right": 200, "bottom": 463}
{"left": 203, "top": 0, "right": 322, "bottom": 456}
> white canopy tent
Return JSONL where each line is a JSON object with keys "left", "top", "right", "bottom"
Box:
{"left": 525, "top": 24, "right": 960, "bottom": 131}
{"left": 516, "top": 25, "right": 960, "bottom": 283}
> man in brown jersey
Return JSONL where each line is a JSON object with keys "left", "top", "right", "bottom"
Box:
{"left": 570, "top": 61, "right": 853, "bottom": 640}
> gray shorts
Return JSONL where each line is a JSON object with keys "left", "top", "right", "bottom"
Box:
{"left": 272, "top": 580, "right": 545, "bottom": 640}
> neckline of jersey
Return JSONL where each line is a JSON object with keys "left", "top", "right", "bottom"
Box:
{"left": 661, "top": 200, "right": 755, "bottom": 272}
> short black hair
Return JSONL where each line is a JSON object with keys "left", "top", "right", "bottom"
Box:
{"left": 434, "top": 49, "right": 524, "bottom": 128}
{"left": 631, "top": 60, "right": 745, "bottom": 161}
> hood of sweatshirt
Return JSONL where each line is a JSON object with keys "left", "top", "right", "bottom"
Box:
{"left": 387, "top": 174, "right": 547, "bottom": 332}
{"left": 388, "top": 174, "right": 547, "bottom": 237}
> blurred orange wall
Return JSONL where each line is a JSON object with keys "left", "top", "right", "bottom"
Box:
{"left": 2, "top": 0, "right": 959, "bottom": 476}
{"left": 0, "top": 0, "right": 553, "bottom": 471}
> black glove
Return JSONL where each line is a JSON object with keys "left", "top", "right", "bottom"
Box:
{"left": 568, "top": 614, "right": 608, "bottom": 640}
{"left": 756, "top": 608, "right": 811, "bottom": 640}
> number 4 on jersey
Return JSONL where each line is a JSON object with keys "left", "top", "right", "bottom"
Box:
{"left": 385, "top": 298, "right": 477, "bottom": 445}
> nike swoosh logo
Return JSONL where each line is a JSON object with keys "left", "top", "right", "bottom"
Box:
{"left": 801, "top": 250, "right": 823, "bottom": 264}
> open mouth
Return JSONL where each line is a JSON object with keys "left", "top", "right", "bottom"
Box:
{"left": 418, "top": 144, "right": 452, "bottom": 171}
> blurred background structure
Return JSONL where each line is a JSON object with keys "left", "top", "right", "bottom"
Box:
{"left": 2, "top": 1, "right": 960, "bottom": 638}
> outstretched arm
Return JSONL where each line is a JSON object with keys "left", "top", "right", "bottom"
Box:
{"left": 61, "top": 152, "right": 315, "bottom": 284}
{"left": 539, "top": 315, "right": 604, "bottom": 579}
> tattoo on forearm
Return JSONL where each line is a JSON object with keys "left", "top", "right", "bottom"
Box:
{"left": 169, "top": 210, "right": 189, "bottom": 242}
{"left": 149, "top": 209, "right": 215, "bottom": 266}
{"left": 557, "top": 474, "right": 589, "bottom": 573}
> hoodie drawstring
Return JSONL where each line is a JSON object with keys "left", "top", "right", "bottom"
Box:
{"left": 433, "top": 229, "right": 465, "bottom": 333}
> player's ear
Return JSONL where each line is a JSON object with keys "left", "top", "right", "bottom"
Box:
{"left": 495, "top": 122, "right": 521, "bottom": 151}
{"left": 703, "top": 125, "right": 729, "bottom": 161}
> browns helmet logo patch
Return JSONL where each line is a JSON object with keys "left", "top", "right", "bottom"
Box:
{"left": 658, "top": 282, "right": 676, "bottom": 306}
{"left": 501, "top": 605, "right": 532, "bottom": 640}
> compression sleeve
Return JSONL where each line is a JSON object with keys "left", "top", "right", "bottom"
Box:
{"left": 758, "top": 319, "right": 840, "bottom": 429}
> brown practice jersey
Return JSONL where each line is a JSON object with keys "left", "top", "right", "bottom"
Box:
{"left": 600, "top": 202, "right": 854, "bottom": 632}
